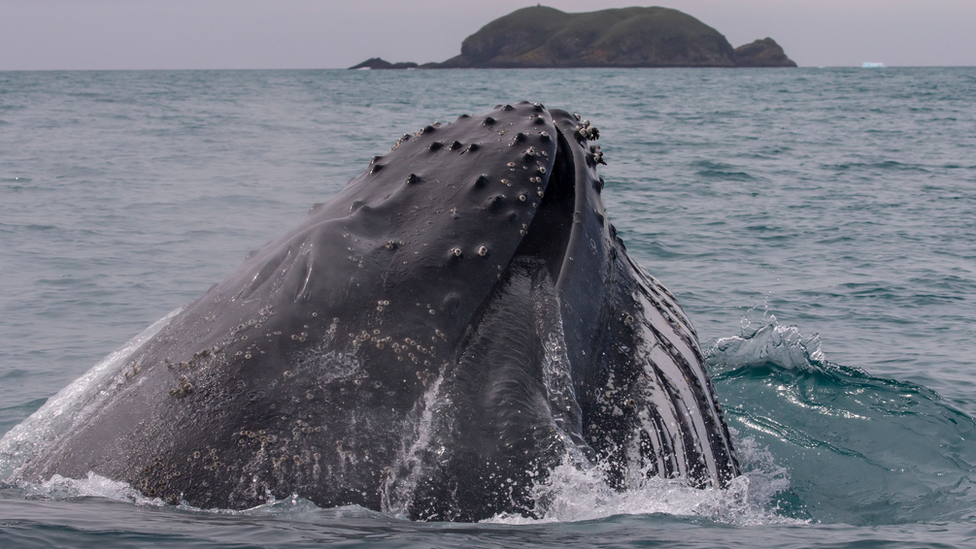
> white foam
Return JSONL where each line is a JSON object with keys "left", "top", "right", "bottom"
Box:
{"left": 15, "top": 471, "right": 167, "bottom": 506}
{"left": 380, "top": 362, "right": 452, "bottom": 518}
{"left": 0, "top": 307, "right": 183, "bottom": 478}
{"left": 9, "top": 472, "right": 338, "bottom": 518}
{"left": 486, "top": 435, "right": 800, "bottom": 526}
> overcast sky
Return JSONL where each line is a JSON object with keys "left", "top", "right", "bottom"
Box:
{"left": 1, "top": 0, "right": 973, "bottom": 70}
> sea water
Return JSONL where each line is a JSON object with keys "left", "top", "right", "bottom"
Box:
{"left": 1, "top": 68, "right": 974, "bottom": 547}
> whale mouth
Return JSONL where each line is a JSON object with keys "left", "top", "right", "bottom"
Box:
{"left": 381, "top": 111, "right": 609, "bottom": 520}
{"left": 399, "top": 123, "right": 597, "bottom": 520}
{"left": 510, "top": 124, "right": 577, "bottom": 281}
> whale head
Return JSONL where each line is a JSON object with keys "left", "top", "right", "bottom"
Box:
{"left": 5, "top": 102, "right": 737, "bottom": 521}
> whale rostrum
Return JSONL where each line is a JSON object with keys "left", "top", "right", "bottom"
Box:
{"left": 1, "top": 102, "right": 738, "bottom": 521}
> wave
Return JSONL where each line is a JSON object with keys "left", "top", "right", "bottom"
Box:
{"left": 486, "top": 438, "right": 799, "bottom": 526}
{"left": 707, "top": 312, "right": 976, "bottom": 525}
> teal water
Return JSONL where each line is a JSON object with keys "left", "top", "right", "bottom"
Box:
{"left": 1, "top": 68, "right": 975, "bottom": 547}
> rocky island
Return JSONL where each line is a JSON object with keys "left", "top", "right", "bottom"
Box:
{"left": 348, "top": 58, "right": 419, "bottom": 70}
{"left": 350, "top": 5, "right": 796, "bottom": 69}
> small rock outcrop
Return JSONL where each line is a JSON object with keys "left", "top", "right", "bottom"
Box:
{"left": 348, "top": 58, "right": 418, "bottom": 70}
{"left": 733, "top": 38, "right": 797, "bottom": 67}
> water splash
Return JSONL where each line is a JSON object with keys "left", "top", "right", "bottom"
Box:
{"left": 711, "top": 309, "right": 827, "bottom": 373}
{"left": 380, "top": 362, "right": 452, "bottom": 518}
{"left": 2, "top": 417, "right": 801, "bottom": 527}
{"left": 706, "top": 312, "right": 976, "bottom": 525}
{"left": 486, "top": 435, "right": 799, "bottom": 526}
{"left": 0, "top": 308, "right": 183, "bottom": 478}
{"left": 13, "top": 472, "right": 167, "bottom": 506}
{"left": 4, "top": 471, "right": 375, "bottom": 520}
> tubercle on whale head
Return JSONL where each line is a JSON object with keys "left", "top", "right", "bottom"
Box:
{"left": 230, "top": 102, "right": 621, "bottom": 431}
{"left": 286, "top": 102, "right": 568, "bottom": 355}
{"left": 212, "top": 102, "right": 648, "bottom": 424}
{"left": 235, "top": 102, "right": 615, "bottom": 387}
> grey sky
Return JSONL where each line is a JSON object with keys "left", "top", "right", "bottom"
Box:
{"left": 1, "top": 0, "right": 973, "bottom": 70}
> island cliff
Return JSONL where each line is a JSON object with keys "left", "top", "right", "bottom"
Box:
{"left": 350, "top": 5, "right": 796, "bottom": 69}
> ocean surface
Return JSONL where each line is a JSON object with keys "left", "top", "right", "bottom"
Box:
{"left": 1, "top": 67, "right": 974, "bottom": 547}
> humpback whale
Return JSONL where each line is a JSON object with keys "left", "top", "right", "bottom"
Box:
{"left": 0, "top": 103, "right": 738, "bottom": 521}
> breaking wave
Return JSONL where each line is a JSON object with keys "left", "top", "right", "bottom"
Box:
{"left": 706, "top": 311, "right": 976, "bottom": 525}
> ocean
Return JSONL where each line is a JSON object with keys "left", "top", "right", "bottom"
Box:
{"left": 1, "top": 67, "right": 974, "bottom": 547}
